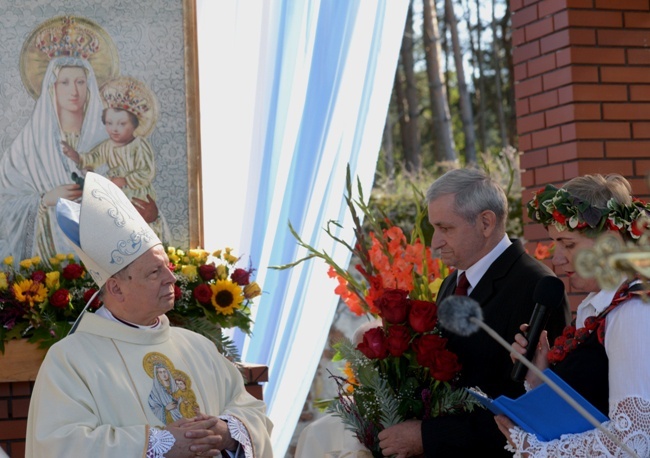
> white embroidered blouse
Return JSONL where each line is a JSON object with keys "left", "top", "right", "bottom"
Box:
{"left": 508, "top": 286, "right": 650, "bottom": 457}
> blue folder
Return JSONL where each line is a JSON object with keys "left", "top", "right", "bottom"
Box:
{"left": 467, "top": 369, "right": 609, "bottom": 441}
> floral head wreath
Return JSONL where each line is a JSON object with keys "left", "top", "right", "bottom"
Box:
{"left": 527, "top": 184, "right": 650, "bottom": 240}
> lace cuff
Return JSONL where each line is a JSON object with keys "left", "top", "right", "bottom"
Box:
{"left": 220, "top": 414, "right": 253, "bottom": 458}
{"left": 147, "top": 427, "right": 175, "bottom": 458}
{"left": 507, "top": 396, "right": 650, "bottom": 457}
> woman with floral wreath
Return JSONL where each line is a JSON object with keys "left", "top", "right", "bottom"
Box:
{"left": 495, "top": 173, "right": 650, "bottom": 457}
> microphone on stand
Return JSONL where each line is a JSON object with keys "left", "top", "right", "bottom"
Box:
{"left": 437, "top": 295, "right": 639, "bottom": 458}
{"left": 511, "top": 276, "right": 565, "bottom": 382}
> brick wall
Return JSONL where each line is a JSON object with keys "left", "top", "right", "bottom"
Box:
{"left": 511, "top": 0, "right": 650, "bottom": 310}
{"left": 0, "top": 382, "right": 31, "bottom": 457}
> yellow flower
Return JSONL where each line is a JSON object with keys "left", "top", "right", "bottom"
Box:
{"left": 169, "top": 253, "right": 180, "bottom": 264}
{"left": 428, "top": 277, "right": 443, "bottom": 301}
{"left": 19, "top": 259, "right": 33, "bottom": 269}
{"left": 243, "top": 282, "right": 261, "bottom": 299}
{"left": 224, "top": 253, "right": 238, "bottom": 264}
{"left": 210, "top": 280, "right": 243, "bottom": 315}
{"left": 167, "top": 246, "right": 177, "bottom": 255}
{"left": 192, "top": 249, "right": 209, "bottom": 263}
{"left": 13, "top": 279, "right": 48, "bottom": 307}
{"left": 182, "top": 256, "right": 190, "bottom": 264}
{"left": 49, "top": 257, "right": 60, "bottom": 266}
{"left": 176, "top": 249, "right": 185, "bottom": 257}
{"left": 46, "top": 271, "right": 61, "bottom": 290}
{"left": 180, "top": 265, "right": 198, "bottom": 281}
{"left": 212, "top": 249, "right": 222, "bottom": 258}
{"left": 3, "top": 256, "right": 13, "bottom": 266}
{"left": 56, "top": 253, "right": 67, "bottom": 261}
{"left": 30, "top": 256, "right": 41, "bottom": 265}
{"left": 216, "top": 264, "right": 228, "bottom": 280}
{"left": 0, "top": 272, "right": 8, "bottom": 290}
{"left": 67, "top": 253, "right": 75, "bottom": 260}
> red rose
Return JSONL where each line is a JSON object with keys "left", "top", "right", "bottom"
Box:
{"left": 552, "top": 210, "right": 567, "bottom": 225}
{"left": 408, "top": 299, "right": 438, "bottom": 333}
{"left": 386, "top": 325, "right": 411, "bottom": 357}
{"left": 193, "top": 284, "right": 212, "bottom": 304}
{"left": 198, "top": 263, "right": 217, "bottom": 281}
{"left": 357, "top": 327, "right": 388, "bottom": 360}
{"left": 83, "top": 288, "right": 101, "bottom": 309}
{"left": 31, "top": 270, "right": 46, "bottom": 283}
{"left": 173, "top": 284, "right": 182, "bottom": 300}
{"left": 230, "top": 268, "right": 251, "bottom": 286}
{"left": 412, "top": 334, "right": 448, "bottom": 368}
{"left": 429, "top": 349, "right": 461, "bottom": 381}
{"left": 50, "top": 288, "right": 70, "bottom": 309}
{"left": 376, "top": 288, "right": 410, "bottom": 324}
{"left": 63, "top": 263, "right": 84, "bottom": 280}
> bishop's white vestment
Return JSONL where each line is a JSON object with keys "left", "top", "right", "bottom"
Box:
{"left": 26, "top": 313, "right": 273, "bottom": 457}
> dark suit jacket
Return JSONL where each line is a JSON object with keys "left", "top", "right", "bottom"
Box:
{"left": 421, "top": 239, "right": 570, "bottom": 457}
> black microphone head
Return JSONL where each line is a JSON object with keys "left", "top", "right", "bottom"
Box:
{"left": 438, "top": 295, "right": 483, "bottom": 336}
{"left": 533, "top": 276, "right": 565, "bottom": 309}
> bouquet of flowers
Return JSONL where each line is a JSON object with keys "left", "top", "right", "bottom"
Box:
{"left": 277, "top": 168, "right": 478, "bottom": 455}
{"left": 0, "top": 254, "right": 98, "bottom": 352}
{"left": 0, "top": 247, "right": 261, "bottom": 361}
{"left": 166, "top": 246, "right": 261, "bottom": 360}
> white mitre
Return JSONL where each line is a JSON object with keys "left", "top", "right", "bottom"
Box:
{"left": 55, "top": 172, "right": 161, "bottom": 287}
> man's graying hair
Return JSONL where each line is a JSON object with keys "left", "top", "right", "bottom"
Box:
{"left": 425, "top": 168, "right": 508, "bottom": 228}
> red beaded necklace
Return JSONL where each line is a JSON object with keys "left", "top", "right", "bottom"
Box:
{"left": 547, "top": 280, "right": 646, "bottom": 365}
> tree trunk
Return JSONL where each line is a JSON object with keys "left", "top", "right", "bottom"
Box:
{"left": 422, "top": 0, "right": 457, "bottom": 163}
{"left": 400, "top": 0, "right": 422, "bottom": 173}
{"left": 393, "top": 64, "right": 414, "bottom": 169}
{"left": 501, "top": 1, "right": 517, "bottom": 147}
{"left": 469, "top": 0, "right": 487, "bottom": 154}
{"left": 382, "top": 112, "right": 395, "bottom": 181}
{"left": 445, "top": 0, "right": 477, "bottom": 165}
{"left": 492, "top": 0, "right": 508, "bottom": 149}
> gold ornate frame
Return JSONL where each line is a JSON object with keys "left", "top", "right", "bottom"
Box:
{"left": 184, "top": 0, "right": 203, "bottom": 248}
{"left": 0, "top": 0, "right": 203, "bottom": 251}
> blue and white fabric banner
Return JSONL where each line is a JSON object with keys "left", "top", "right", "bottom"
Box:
{"left": 197, "top": 0, "right": 408, "bottom": 453}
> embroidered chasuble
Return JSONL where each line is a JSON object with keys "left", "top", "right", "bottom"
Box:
{"left": 26, "top": 313, "right": 273, "bottom": 457}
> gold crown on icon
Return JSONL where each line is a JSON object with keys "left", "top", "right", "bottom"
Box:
{"left": 102, "top": 78, "right": 151, "bottom": 120}
{"left": 35, "top": 16, "right": 100, "bottom": 59}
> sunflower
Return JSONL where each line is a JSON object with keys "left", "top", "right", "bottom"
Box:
{"left": 13, "top": 279, "right": 48, "bottom": 307}
{"left": 210, "top": 280, "right": 243, "bottom": 315}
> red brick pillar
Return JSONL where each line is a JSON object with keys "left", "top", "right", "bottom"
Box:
{"left": 0, "top": 382, "right": 32, "bottom": 458}
{"left": 511, "top": 0, "right": 650, "bottom": 309}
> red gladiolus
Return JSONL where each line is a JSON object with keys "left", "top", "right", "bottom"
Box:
{"left": 230, "top": 268, "right": 251, "bottom": 286}
{"left": 376, "top": 288, "right": 410, "bottom": 324}
{"left": 63, "top": 263, "right": 84, "bottom": 280}
{"left": 193, "top": 284, "right": 212, "bottom": 304}
{"left": 357, "top": 327, "right": 389, "bottom": 360}
{"left": 198, "top": 263, "right": 217, "bottom": 281}
{"left": 408, "top": 299, "right": 438, "bottom": 333}
{"left": 386, "top": 325, "right": 411, "bottom": 357}
{"left": 50, "top": 288, "right": 70, "bottom": 309}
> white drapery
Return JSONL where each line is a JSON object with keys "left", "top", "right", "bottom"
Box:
{"left": 197, "top": 1, "right": 408, "bottom": 454}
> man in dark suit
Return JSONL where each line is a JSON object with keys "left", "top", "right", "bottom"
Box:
{"left": 378, "top": 168, "right": 569, "bottom": 457}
